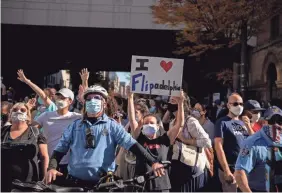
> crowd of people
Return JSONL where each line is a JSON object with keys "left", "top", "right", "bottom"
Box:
{"left": 1, "top": 68, "right": 282, "bottom": 192}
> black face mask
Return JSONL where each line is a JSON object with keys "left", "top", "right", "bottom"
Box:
{"left": 167, "top": 103, "right": 178, "bottom": 112}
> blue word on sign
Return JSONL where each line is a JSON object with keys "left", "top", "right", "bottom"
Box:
{"left": 131, "top": 73, "right": 181, "bottom": 95}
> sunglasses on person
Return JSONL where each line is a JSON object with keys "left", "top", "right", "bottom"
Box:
{"left": 12, "top": 107, "right": 27, "bottom": 113}
{"left": 86, "top": 95, "right": 103, "bottom": 101}
{"left": 85, "top": 128, "right": 95, "bottom": 149}
{"left": 229, "top": 102, "right": 243, "bottom": 106}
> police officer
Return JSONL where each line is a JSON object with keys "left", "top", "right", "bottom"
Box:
{"left": 45, "top": 85, "right": 165, "bottom": 185}
{"left": 234, "top": 106, "right": 282, "bottom": 192}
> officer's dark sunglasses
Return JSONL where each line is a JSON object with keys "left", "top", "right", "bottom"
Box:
{"left": 230, "top": 102, "right": 243, "bottom": 106}
{"left": 85, "top": 128, "right": 95, "bottom": 149}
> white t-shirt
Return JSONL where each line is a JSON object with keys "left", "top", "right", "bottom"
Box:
{"left": 35, "top": 111, "right": 82, "bottom": 164}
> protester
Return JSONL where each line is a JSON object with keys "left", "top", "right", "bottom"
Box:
{"left": 129, "top": 88, "right": 185, "bottom": 191}
{"left": 1, "top": 101, "right": 13, "bottom": 126}
{"left": 214, "top": 93, "right": 251, "bottom": 192}
{"left": 192, "top": 102, "right": 215, "bottom": 144}
{"left": 115, "top": 87, "right": 150, "bottom": 185}
{"left": 243, "top": 100, "right": 265, "bottom": 132}
{"left": 45, "top": 85, "right": 166, "bottom": 186}
{"left": 1, "top": 103, "right": 49, "bottom": 192}
{"left": 169, "top": 94, "right": 212, "bottom": 192}
{"left": 33, "top": 88, "right": 82, "bottom": 185}
{"left": 17, "top": 70, "right": 58, "bottom": 118}
{"left": 234, "top": 106, "right": 282, "bottom": 192}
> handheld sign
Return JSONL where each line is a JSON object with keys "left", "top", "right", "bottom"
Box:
{"left": 130, "top": 55, "right": 184, "bottom": 96}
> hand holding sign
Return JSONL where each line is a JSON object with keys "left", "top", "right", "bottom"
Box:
{"left": 126, "top": 85, "right": 133, "bottom": 98}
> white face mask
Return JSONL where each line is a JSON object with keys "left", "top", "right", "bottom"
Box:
{"left": 229, "top": 105, "right": 244, "bottom": 116}
{"left": 142, "top": 124, "right": 159, "bottom": 138}
{"left": 191, "top": 110, "right": 201, "bottom": 119}
{"left": 11, "top": 112, "right": 27, "bottom": 122}
{"left": 251, "top": 113, "right": 260, "bottom": 123}
{"left": 55, "top": 100, "right": 68, "bottom": 109}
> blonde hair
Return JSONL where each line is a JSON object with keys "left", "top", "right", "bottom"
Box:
{"left": 9, "top": 102, "right": 32, "bottom": 124}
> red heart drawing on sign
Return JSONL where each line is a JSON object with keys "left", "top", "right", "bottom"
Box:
{"left": 160, "top": 61, "right": 173, "bottom": 72}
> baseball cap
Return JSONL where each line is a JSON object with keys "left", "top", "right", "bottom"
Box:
{"left": 263, "top": 106, "right": 282, "bottom": 120}
{"left": 244, "top": 100, "right": 265, "bottom": 111}
{"left": 56, "top": 88, "right": 74, "bottom": 101}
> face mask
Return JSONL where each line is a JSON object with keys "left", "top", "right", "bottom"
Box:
{"left": 38, "top": 97, "right": 44, "bottom": 105}
{"left": 264, "top": 124, "right": 282, "bottom": 143}
{"left": 191, "top": 110, "right": 201, "bottom": 119}
{"left": 86, "top": 98, "right": 102, "bottom": 114}
{"left": 142, "top": 124, "right": 158, "bottom": 138}
{"left": 55, "top": 100, "right": 68, "bottom": 109}
{"left": 251, "top": 113, "right": 260, "bottom": 123}
{"left": 229, "top": 105, "right": 244, "bottom": 116}
{"left": 149, "top": 106, "right": 156, "bottom": 113}
{"left": 168, "top": 103, "right": 178, "bottom": 112}
{"left": 11, "top": 112, "right": 27, "bottom": 122}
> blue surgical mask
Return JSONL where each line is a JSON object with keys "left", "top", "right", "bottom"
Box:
{"left": 149, "top": 106, "right": 156, "bottom": 113}
{"left": 142, "top": 124, "right": 158, "bottom": 138}
{"left": 85, "top": 98, "right": 102, "bottom": 114}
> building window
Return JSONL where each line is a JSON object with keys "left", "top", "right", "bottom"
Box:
{"left": 270, "top": 15, "right": 280, "bottom": 40}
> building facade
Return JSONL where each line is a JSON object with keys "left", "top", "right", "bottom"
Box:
{"left": 249, "top": 13, "right": 282, "bottom": 101}
{"left": 44, "top": 70, "right": 71, "bottom": 89}
{"left": 1, "top": 0, "right": 176, "bottom": 30}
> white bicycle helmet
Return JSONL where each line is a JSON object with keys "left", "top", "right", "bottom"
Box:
{"left": 83, "top": 85, "right": 108, "bottom": 99}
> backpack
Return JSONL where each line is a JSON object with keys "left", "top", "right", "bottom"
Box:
{"left": 265, "top": 146, "right": 282, "bottom": 192}
{"left": 1, "top": 125, "right": 41, "bottom": 182}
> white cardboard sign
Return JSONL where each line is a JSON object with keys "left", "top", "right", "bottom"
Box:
{"left": 130, "top": 55, "right": 184, "bottom": 96}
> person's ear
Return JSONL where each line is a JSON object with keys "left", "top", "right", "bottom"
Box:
{"left": 103, "top": 100, "right": 107, "bottom": 109}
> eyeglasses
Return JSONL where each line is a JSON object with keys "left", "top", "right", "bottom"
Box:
{"left": 12, "top": 108, "right": 27, "bottom": 113}
{"left": 86, "top": 95, "right": 103, "bottom": 101}
{"left": 230, "top": 102, "right": 243, "bottom": 106}
{"left": 85, "top": 128, "right": 95, "bottom": 149}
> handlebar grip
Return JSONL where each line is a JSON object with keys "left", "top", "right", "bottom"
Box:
{"left": 160, "top": 161, "right": 171, "bottom": 165}
{"left": 98, "top": 181, "right": 117, "bottom": 189}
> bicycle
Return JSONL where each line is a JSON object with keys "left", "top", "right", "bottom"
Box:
{"left": 12, "top": 161, "right": 171, "bottom": 192}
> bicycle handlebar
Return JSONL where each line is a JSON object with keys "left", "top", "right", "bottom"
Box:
{"left": 96, "top": 161, "right": 171, "bottom": 191}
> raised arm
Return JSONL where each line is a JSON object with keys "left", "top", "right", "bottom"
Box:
{"left": 17, "top": 69, "right": 52, "bottom": 107}
{"left": 126, "top": 86, "right": 139, "bottom": 139}
{"left": 162, "top": 110, "right": 171, "bottom": 124}
{"left": 167, "top": 91, "right": 184, "bottom": 144}
{"left": 79, "top": 68, "right": 89, "bottom": 89}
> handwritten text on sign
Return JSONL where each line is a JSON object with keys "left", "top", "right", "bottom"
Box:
{"left": 130, "top": 55, "right": 184, "bottom": 96}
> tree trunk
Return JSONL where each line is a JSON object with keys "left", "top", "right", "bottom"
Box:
{"left": 240, "top": 21, "right": 248, "bottom": 99}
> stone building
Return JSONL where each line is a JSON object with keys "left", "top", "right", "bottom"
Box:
{"left": 249, "top": 13, "right": 282, "bottom": 101}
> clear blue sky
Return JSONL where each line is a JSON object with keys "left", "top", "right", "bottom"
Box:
{"left": 116, "top": 72, "right": 130, "bottom": 85}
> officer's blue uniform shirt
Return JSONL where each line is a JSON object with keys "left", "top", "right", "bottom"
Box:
{"left": 54, "top": 114, "right": 137, "bottom": 181}
{"left": 235, "top": 125, "right": 282, "bottom": 191}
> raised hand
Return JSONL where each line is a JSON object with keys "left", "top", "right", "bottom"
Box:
{"left": 79, "top": 68, "right": 89, "bottom": 82}
{"left": 179, "top": 90, "right": 185, "bottom": 103}
{"left": 17, "top": 69, "right": 29, "bottom": 83}
{"left": 26, "top": 98, "right": 36, "bottom": 110}
{"left": 126, "top": 85, "right": 133, "bottom": 98}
